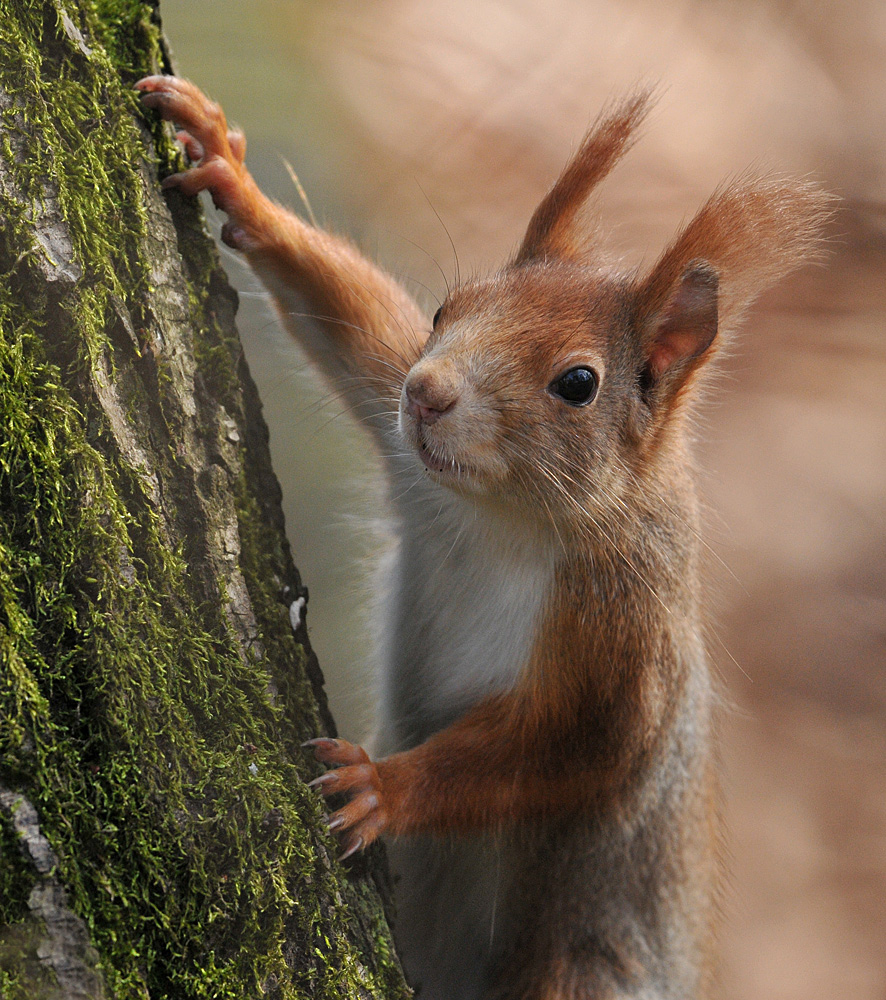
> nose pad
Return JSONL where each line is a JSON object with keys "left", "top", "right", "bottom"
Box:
{"left": 404, "top": 368, "right": 459, "bottom": 425}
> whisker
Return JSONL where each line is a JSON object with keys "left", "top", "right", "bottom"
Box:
{"left": 617, "top": 462, "right": 745, "bottom": 591}
{"left": 384, "top": 227, "right": 451, "bottom": 300}
{"left": 282, "top": 309, "right": 413, "bottom": 374}
{"left": 522, "top": 449, "right": 672, "bottom": 615}
{"left": 280, "top": 155, "right": 318, "bottom": 228}
{"left": 416, "top": 180, "right": 461, "bottom": 287}
{"left": 317, "top": 263, "right": 426, "bottom": 363}
{"left": 389, "top": 470, "right": 429, "bottom": 504}
{"left": 709, "top": 629, "right": 753, "bottom": 684}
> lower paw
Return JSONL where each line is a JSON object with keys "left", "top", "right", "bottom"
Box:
{"left": 303, "top": 738, "right": 389, "bottom": 859}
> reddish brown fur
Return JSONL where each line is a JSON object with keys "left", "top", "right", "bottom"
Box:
{"left": 137, "top": 75, "right": 832, "bottom": 999}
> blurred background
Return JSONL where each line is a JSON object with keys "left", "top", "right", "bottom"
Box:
{"left": 161, "top": 2, "right": 885, "bottom": 996}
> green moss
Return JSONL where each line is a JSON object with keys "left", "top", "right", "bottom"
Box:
{"left": 0, "top": 1, "right": 407, "bottom": 998}
{"left": 92, "top": 0, "right": 165, "bottom": 77}
{"left": 0, "top": 957, "right": 50, "bottom": 1000}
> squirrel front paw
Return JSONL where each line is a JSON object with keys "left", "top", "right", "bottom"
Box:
{"left": 135, "top": 75, "right": 260, "bottom": 250}
{"left": 303, "top": 738, "right": 389, "bottom": 859}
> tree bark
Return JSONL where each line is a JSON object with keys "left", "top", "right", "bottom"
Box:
{"left": 0, "top": 2, "right": 408, "bottom": 998}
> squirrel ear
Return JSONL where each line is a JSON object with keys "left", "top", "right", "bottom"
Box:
{"left": 634, "top": 174, "right": 833, "bottom": 405}
{"left": 640, "top": 261, "right": 718, "bottom": 390}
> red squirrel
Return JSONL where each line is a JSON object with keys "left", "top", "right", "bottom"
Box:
{"left": 137, "top": 76, "right": 830, "bottom": 1000}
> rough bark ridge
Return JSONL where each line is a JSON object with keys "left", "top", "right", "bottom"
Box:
{"left": 0, "top": 2, "right": 408, "bottom": 998}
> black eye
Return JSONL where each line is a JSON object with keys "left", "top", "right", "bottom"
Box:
{"left": 432, "top": 306, "right": 442, "bottom": 329}
{"left": 549, "top": 366, "right": 599, "bottom": 406}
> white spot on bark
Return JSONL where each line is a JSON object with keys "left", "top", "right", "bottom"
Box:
{"left": 289, "top": 597, "right": 306, "bottom": 631}
{"left": 223, "top": 416, "right": 240, "bottom": 442}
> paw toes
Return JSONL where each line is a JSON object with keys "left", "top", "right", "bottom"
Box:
{"left": 303, "top": 740, "right": 387, "bottom": 847}
{"left": 163, "top": 159, "right": 239, "bottom": 210}
{"left": 136, "top": 76, "right": 229, "bottom": 157}
{"left": 306, "top": 770, "right": 340, "bottom": 794}
{"left": 160, "top": 171, "right": 186, "bottom": 192}
{"left": 335, "top": 810, "right": 386, "bottom": 860}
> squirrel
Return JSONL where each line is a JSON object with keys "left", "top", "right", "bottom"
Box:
{"left": 136, "top": 76, "right": 831, "bottom": 1000}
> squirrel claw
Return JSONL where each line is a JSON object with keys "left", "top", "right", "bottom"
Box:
{"left": 301, "top": 737, "right": 340, "bottom": 753}
{"left": 307, "top": 771, "right": 339, "bottom": 790}
{"left": 339, "top": 835, "right": 364, "bottom": 862}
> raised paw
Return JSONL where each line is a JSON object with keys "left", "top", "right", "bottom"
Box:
{"left": 135, "top": 75, "right": 260, "bottom": 245}
{"left": 303, "top": 738, "right": 389, "bottom": 859}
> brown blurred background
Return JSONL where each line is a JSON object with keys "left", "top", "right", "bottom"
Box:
{"left": 162, "top": 2, "right": 886, "bottom": 996}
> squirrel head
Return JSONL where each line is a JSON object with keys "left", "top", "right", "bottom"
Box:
{"left": 398, "top": 92, "right": 833, "bottom": 534}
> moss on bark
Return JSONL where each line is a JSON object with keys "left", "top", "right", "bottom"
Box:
{"left": 0, "top": 2, "right": 408, "bottom": 997}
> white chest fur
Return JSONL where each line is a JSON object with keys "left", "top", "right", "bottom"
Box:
{"left": 374, "top": 473, "right": 555, "bottom": 752}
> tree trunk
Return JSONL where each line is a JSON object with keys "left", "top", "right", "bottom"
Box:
{"left": 0, "top": 2, "right": 408, "bottom": 998}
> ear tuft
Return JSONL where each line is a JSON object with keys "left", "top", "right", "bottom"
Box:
{"left": 514, "top": 90, "right": 655, "bottom": 265}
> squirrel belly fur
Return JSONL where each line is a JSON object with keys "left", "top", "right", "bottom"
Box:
{"left": 136, "top": 76, "right": 831, "bottom": 1000}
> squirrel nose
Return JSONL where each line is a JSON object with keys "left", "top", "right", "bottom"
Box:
{"left": 404, "top": 371, "right": 458, "bottom": 425}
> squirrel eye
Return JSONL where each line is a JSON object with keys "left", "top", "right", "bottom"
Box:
{"left": 549, "top": 366, "right": 599, "bottom": 406}
{"left": 432, "top": 306, "right": 442, "bottom": 329}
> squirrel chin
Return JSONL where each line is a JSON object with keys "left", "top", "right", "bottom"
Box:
{"left": 416, "top": 440, "right": 454, "bottom": 475}
{"left": 413, "top": 432, "right": 493, "bottom": 491}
